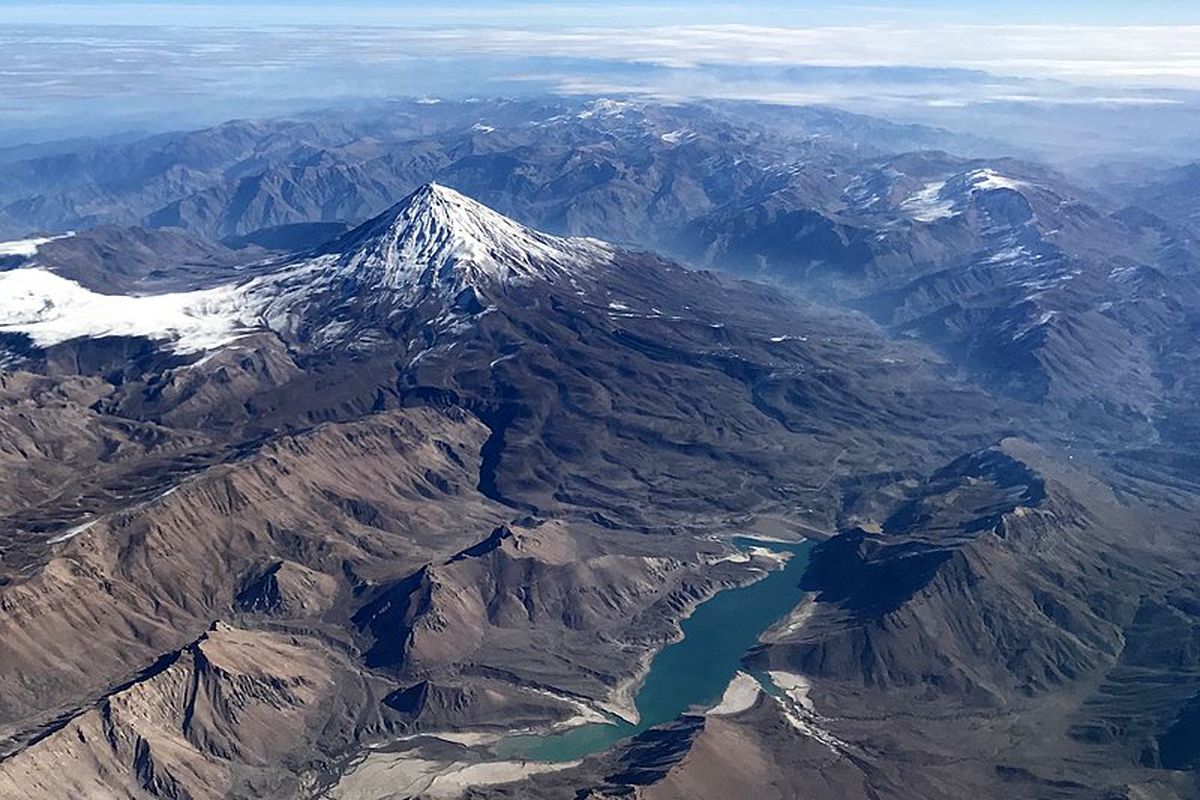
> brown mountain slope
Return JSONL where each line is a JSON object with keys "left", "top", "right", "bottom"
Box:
{"left": 0, "top": 406, "right": 500, "bottom": 729}
{"left": 0, "top": 624, "right": 337, "bottom": 800}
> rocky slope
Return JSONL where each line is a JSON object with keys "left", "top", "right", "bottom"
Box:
{"left": 0, "top": 624, "right": 339, "bottom": 800}
{"left": 688, "top": 153, "right": 1200, "bottom": 431}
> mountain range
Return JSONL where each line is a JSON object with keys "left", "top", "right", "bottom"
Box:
{"left": 0, "top": 99, "right": 1197, "bottom": 800}
{"left": 4, "top": 98, "right": 1196, "bottom": 442}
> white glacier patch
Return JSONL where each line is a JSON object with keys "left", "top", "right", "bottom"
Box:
{"left": 965, "top": 168, "right": 1029, "bottom": 192}
{"left": 0, "top": 268, "right": 250, "bottom": 353}
{"left": 900, "top": 181, "right": 956, "bottom": 222}
{"left": 0, "top": 232, "right": 75, "bottom": 257}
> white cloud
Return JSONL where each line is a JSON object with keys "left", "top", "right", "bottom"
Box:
{"left": 5, "top": 21, "right": 1200, "bottom": 88}
{"left": 409, "top": 23, "right": 1200, "bottom": 87}
{"left": 1, "top": 19, "right": 1197, "bottom": 145}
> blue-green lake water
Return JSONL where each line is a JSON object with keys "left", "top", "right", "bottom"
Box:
{"left": 492, "top": 536, "right": 812, "bottom": 763}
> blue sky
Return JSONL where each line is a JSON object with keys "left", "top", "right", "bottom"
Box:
{"left": 6, "top": 0, "right": 1200, "bottom": 26}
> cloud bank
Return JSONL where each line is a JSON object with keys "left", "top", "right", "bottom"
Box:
{"left": 0, "top": 20, "right": 1197, "bottom": 144}
{"left": 420, "top": 23, "right": 1200, "bottom": 87}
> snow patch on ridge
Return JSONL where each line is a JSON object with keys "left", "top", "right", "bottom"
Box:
{"left": 577, "top": 98, "right": 636, "bottom": 119}
{"left": 965, "top": 168, "right": 1028, "bottom": 192}
{"left": 902, "top": 168, "right": 1032, "bottom": 223}
{"left": 47, "top": 519, "right": 98, "bottom": 544}
{"left": 901, "top": 180, "right": 955, "bottom": 222}
{"left": 0, "top": 268, "right": 249, "bottom": 352}
{"left": 0, "top": 232, "right": 75, "bottom": 257}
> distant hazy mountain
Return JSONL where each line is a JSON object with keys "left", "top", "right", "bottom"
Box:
{"left": 6, "top": 99, "right": 1195, "bottom": 440}
{"left": 1127, "top": 161, "right": 1200, "bottom": 233}
{"left": 0, "top": 98, "right": 995, "bottom": 242}
{"left": 687, "top": 151, "right": 1200, "bottom": 441}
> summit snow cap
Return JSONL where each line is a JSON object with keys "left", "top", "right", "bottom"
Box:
{"left": 322, "top": 182, "right": 613, "bottom": 292}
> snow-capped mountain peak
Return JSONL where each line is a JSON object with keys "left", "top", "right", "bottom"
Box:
{"left": 321, "top": 182, "right": 613, "bottom": 294}
{"left": 0, "top": 185, "right": 617, "bottom": 355}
